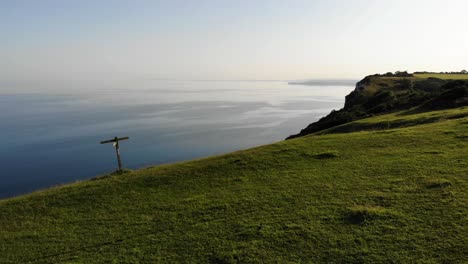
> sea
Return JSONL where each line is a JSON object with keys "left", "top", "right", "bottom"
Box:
{"left": 0, "top": 79, "right": 355, "bottom": 198}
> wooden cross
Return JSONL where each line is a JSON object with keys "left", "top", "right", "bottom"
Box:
{"left": 100, "top": 136, "right": 129, "bottom": 171}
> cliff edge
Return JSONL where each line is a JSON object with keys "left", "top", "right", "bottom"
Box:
{"left": 287, "top": 72, "right": 468, "bottom": 139}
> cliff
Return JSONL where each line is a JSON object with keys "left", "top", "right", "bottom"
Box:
{"left": 287, "top": 73, "right": 468, "bottom": 139}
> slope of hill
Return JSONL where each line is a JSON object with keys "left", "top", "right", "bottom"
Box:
{"left": 1, "top": 106, "right": 467, "bottom": 263}
{"left": 288, "top": 74, "right": 468, "bottom": 139}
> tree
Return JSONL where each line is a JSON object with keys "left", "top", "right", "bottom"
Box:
{"left": 394, "top": 71, "right": 411, "bottom": 77}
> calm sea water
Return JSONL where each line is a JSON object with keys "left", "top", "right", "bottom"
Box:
{"left": 0, "top": 80, "right": 354, "bottom": 198}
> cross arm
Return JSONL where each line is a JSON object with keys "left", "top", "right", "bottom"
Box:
{"left": 100, "top": 136, "right": 130, "bottom": 144}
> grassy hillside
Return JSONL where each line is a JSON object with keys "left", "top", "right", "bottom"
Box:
{"left": 1, "top": 107, "right": 467, "bottom": 263}
{"left": 414, "top": 73, "right": 468, "bottom": 80}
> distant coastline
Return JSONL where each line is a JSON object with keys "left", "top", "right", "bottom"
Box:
{"left": 288, "top": 79, "right": 357, "bottom": 86}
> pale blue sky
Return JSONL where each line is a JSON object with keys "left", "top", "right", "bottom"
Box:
{"left": 1, "top": 0, "right": 468, "bottom": 84}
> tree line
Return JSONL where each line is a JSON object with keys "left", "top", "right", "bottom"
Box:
{"left": 414, "top": 70, "right": 468, "bottom": 74}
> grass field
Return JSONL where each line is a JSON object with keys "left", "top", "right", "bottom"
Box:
{"left": 0, "top": 107, "right": 467, "bottom": 263}
{"left": 414, "top": 73, "right": 468, "bottom": 80}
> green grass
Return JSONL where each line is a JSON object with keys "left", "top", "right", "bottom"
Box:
{"left": 1, "top": 108, "right": 467, "bottom": 263}
{"left": 318, "top": 107, "right": 468, "bottom": 134}
{"left": 414, "top": 73, "right": 468, "bottom": 80}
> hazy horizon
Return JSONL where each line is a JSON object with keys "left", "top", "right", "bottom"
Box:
{"left": 2, "top": 0, "right": 468, "bottom": 90}
{"left": 0, "top": 79, "right": 353, "bottom": 197}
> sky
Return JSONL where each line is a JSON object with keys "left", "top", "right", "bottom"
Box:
{"left": 1, "top": 0, "right": 468, "bottom": 85}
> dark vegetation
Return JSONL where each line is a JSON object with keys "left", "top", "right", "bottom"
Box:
{"left": 378, "top": 71, "right": 414, "bottom": 77}
{"left": 288, "top": 73, "right": 468, "bottom": 139}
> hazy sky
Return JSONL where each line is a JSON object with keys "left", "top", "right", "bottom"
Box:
{"left": 1, "top": 0, "right": 468, "bottom": 83}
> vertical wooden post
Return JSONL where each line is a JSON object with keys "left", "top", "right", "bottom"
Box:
{"left": 114, "top": 137, "right": 123, "bottom": 171}
{"left": 100, "top": 136, "right": 129, "bottom": 172}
